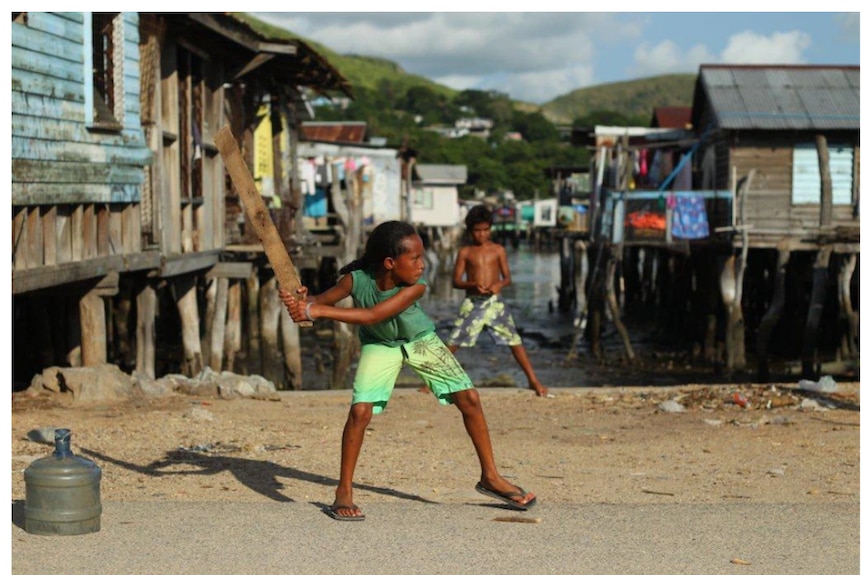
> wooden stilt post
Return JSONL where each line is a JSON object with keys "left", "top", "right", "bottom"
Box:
{"left": 225, "top": 279, "right": 242, "bottom": 373}
{"left": 80, "top": 292, "right": 107, "bottom": 366}
{"left": 801, "top": 247, "right": 833, "bottom": 379}
{"left": 701, "top": 257, "right": 720, "bottom": 364}
{"left": 135, "top": 280, "right": 157, "bottom": 379}
{"left": 79, "top": 273, "right": 119, "bottom": 367}
{"left": 606, "top": 245, "right": 635, "bottom": 362}
{"left": 203, "top": 277, "right": 217, "bottom": 366}
{"left": 566, "top": 240, "right": 589, "bottom": 361}
{"left": 558, "top": 235, "right": 574, "bottom": 312}
{"left": 260, "top": 271, "right": 284, "bottom": 388}
{"left": 246, "top": 268, "right": 261, "bottom": 374}
{"left": 756, "top": 243, "right": 790, "bottom": 382}
{"left": 209, "top": 276, "right": 229, "bottom": 372}
{"left": 722, "top": 169, "right": 754, "bottom": 370}
{"left": 587, "top": 242, "right": 605, "bottom": 359}
{"left": 838, "top": 254, "right": 859, "bottom": 360}
{"left": 113, "top": 280, "right": 134, "bottom": 369}
{"left": 174, "top": 274, "right": 203, "bottom": 377}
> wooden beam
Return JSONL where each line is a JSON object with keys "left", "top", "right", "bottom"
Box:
{"left": 230, "top": 53, "right": 275, "bottom": 81}
{"left": 11, "top": 252, "right": 161, "bottom": 294}
{"left": 205, "top": 261, "right": 253, "bottom": 280}
{"left": 159, "top": 250, "right": 220, "bottom": 278}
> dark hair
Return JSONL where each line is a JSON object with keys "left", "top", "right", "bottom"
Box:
{"left": 338, "top": 220, "right": 418, "bottom": 276}
{"left": 465, "top": 204, "right": 493, "bottom": 230}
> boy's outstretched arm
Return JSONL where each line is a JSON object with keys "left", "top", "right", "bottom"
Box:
{"left": 281, "top": 279, "right": 426, "bottom": 326}
{"left": 279, "top": 273, "right": 352, "bottom": 308}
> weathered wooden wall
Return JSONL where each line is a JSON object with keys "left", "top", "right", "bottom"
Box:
{"left": 12, "top": 12, "right": 155, "bottom": 293}
{"left": 728, "top": 139, "right": 858, "bottom": 248}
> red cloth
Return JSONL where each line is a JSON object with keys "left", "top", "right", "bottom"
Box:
{"left": 626, "top": 211, "right": 666, "bottom": 230}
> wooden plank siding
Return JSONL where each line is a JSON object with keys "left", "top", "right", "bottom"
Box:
{"left": 12, "top": 12, "right": 154, "bottom": 293}
{"left": 723, "top": 136, "right": 859, "bottom": 249}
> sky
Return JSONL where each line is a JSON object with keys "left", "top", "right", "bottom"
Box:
{"left": 252, "top": 11, "right": 861, "bottom": 104}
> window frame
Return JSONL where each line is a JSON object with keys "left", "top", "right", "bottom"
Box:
{"left": 791, "top": 143, "right": 854, "bottom": 205}
{"left": 85, "top": 12, "right": 124, "bottom": 132}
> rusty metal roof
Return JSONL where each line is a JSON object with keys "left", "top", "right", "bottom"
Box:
{"left": 693, "top": 64, "right": 859, "bottom": 131}
{"left": 651, "top": 107, "right": 692, "bottom": 129}
{"left": 300, "top": 122, "right": 367, "bottom": 144}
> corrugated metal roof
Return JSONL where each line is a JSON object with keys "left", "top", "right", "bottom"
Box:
{"left": 414, "top": 164, "right": 467, "bottom": 183}
{"left": 696, "top": 65, "right": 859, "bottom": 130}
{"left": 299, "top": 122, "right": 366, "bottom": 143}
{"left": 651, "top": 107, "right": 692, "bottom": 128}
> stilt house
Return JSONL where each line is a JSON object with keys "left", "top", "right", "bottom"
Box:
{"left": 12, "top": 12, "right": 351, "bottom": 390}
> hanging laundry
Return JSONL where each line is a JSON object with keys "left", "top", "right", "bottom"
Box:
{"left": 672, "top": 159, "right": 692, "bottom": 191}
{"left": 626, "top": 211, "right": 666, "bottom": 230}
{"left": 304, "top": 185, "right": 327, "bottom": 218}
{"left": 671, "top": 195, "right": 710, "bottom": 239}
{"left": 300, "top": 159, "right": 316, "bottom": 195}
{"left": 647, "top": 150, "right": 663, "bottom": 186}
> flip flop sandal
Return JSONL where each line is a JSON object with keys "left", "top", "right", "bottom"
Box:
{"left": 325, "top": 504, "right": 366, "bottom": 522}
{"left": 475, "top": 482, "right": 537, "bottom": 511}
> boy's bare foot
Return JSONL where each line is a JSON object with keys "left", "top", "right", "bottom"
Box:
{"left": 417, "top": 386, "right": 430, "bottom": 394}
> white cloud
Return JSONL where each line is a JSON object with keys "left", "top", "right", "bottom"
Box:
{"left": 253, "top": 13, "right": 848, "bottom": 102}
{"left": 631, "top": 40, "right": 716, "bottom": 76}
{"left": 720, "top": 30, "right": 811, "bottom": 64}
{"left": 254, "top": 12, "right": 610, "bottom": 101}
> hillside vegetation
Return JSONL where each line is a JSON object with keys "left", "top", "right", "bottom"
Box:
{"left": 540, "top": 74, "right": 697, "bottom": 125}
{"left": 236, "top": 13, "right": 698, "bottom": 200}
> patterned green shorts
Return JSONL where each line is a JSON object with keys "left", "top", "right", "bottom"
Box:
{"left": 446, "top": 294, "right": 523, "bottom": 347}
{"left": 352, "top": 332, "right": 474, "bottom": 414}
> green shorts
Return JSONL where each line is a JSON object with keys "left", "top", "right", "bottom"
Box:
{"left": 446, "top": 294, "right": 523, "bottom": 347}
{"left": 353, "top": 332, "right": 474, "bottom": 414}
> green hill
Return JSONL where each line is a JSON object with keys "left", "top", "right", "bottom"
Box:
{"left": 236, "top": 13, "right": 695, "bottom": 125}
{"left": 540, "top": 74, "right": 697, "bottom": 125}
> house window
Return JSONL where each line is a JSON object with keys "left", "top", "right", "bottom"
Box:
{"left": 412, "top": 188, "right": 433, "bottom": 209}
{"left": 87, "top": 12, "right": 123, "bottom": 130}
{"left": 792, "top": 144, "right": 854, "bottom": 205}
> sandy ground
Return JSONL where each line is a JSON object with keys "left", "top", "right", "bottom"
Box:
{"left": 10, "top": 378, "right": 859, "bottom": 510}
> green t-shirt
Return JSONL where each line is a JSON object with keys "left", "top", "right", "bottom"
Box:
{"left": 350, "top": 269, "right": 436, "bottom": 346}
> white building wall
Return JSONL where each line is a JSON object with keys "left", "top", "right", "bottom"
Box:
{"left": 410, "top": 186, "right": 460, "bottom": 227}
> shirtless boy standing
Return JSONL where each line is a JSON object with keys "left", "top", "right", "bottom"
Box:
{"left": 445, "top": 204, "right": 549, "bottom": 397}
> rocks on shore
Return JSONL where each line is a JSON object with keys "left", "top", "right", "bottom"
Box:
{"left": 20, "top": 365, "right": 278, "bottom": 404}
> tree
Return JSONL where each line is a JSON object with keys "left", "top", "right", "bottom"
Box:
{"left": 511, "top": 111, "right": 559, "bottom": 143}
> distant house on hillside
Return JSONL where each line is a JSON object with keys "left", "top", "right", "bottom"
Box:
{"left": 410, "top": 164, "right": 466, "bottom": 227}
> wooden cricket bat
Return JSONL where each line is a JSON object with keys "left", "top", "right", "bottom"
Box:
{"left": 214, "top": 126, "right": 312, "bottom": 327}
